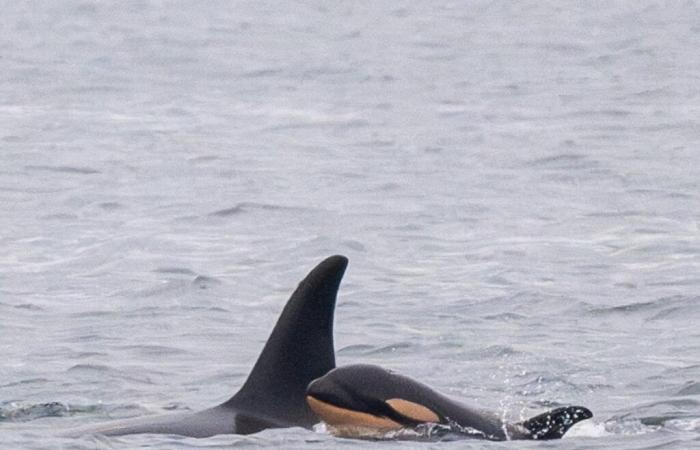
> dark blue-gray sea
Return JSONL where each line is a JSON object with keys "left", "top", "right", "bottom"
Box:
{"left": 2, "top": 1, "right": 699, "bottom": 449}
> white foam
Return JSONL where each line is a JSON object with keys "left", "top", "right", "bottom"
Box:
{"left": 563, "top": 420, "right": 611, "bottom": 438}
{"left": 666, "top": 418, "right": 700, "bottom": 432}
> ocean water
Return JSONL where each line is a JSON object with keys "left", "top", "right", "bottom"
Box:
{"left": 1, "top": 1, "right": 699, "bottom": 448}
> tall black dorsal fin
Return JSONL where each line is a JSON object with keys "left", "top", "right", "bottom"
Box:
{"left": 223, "top": 255, "right": 348, "bottom": 427}
{"left": 519, "top": 406, "right": 592, "bottom": 440}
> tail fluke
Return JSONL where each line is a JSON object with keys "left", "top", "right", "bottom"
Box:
{"left": 519, "top": 406, "right": 592, "bottom": 440}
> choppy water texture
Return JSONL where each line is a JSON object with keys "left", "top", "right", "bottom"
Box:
{"left": 2, "top": 1, "right": 699, "bottom": 449}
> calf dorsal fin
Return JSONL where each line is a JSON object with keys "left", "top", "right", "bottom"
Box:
{"left": 519, "top": 406, "right": 592, "bottom": 440}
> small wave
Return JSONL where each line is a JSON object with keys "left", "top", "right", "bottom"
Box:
{"left": 153, "top": 267, "right": 197, "bottom": 276}
{"left": 666, "top": 417, "right": 700, "bottom": 432}
{"left": 526, "top": 153, "right": 600, "bottom": 170}
{"left": 632, "top": 227, "right": 667, "bottom": 235}
{"left": 649, "top": 305, "right": 700, "bottom": 321}
{"left": 179, "top": 305, "right": 230, "bottom": 313}
{"left": 117, "top": 344, "right": 189, "bottom": 357}
{"left": 188, "top": 154, "right": 221, "bottom": 164}
{"left": 68, "top": 310, "right": 116, "bottom": 320}
{"left": 341, "top": 240, "right": 366, "bottom": 252}
{"left": 208, "top": 202, "right": 301, "bottom": 217}
{"left": 13, "top": 303, "right": 43, "bottom": 311}
{"left": 584, "top": 210, "right": 648, "bottom": 218}
{"left": 25, "top": 165, "right": 100, "bottom": 175}
{"left": 482, "top": 312, "right": 527, "bottom": 321}
{"left": 97, "top": 201, "right": 123, "bottom": 211}
{"left": 73, "top": 351, "right": 108, "bottom": 359}
{"left": 240, "top": 68, "right": 284, "bottom": 78}
{"left": 366, "top": 342, "right": 414, "bottom": 355}
{"left": 467, "top": 345, "right": 522, "bottom": 358}
{"left": 0, "top": 401, "right": 99, "bottom": 422}
{"left": 586, "top": 296, "right": 699, "bottom": 324}
{"left": 209, "top": 205, "right": 246, "bottom": 217}
{"left": 640, "top": 414, "right": 697, "bottom": 427}
{"left": 563, "top": 108, "right": 633, "bottom": 118}
{"left": 67, "top": 363, "right": 111, "bottom": 373}
{"left": 641, "top": 399, "right": 700, "bottom": 410}
{"left": 192, "top": 275, "right": 222, "bottom": 289}
{"left": 337, "top": 344, "right": 375, "bottom": 355}
{"left": 588, "top": 300, "right": 660, "bottom": 315}
{"left": 0, "top": 185, "right": 70, "bottom": 194}
{"left": 130, "top": 280, "right": 191, "bottom": 298}
{"left": 607, "top": 398, "right": 700, "bottom": 435}
{"left": 41, "top": 213, "right": 78, "bottom": 220}
{"left": 675, "top": 382, "right": 700, "bottom": 396}
{"left": 604, "top": 418, "right": 662, "bottom": 436}
{"left": 66, "top": 363, "right": 155, "bottom": 385}
{"left": 2, "top": 135, "right": 22, "bottom": 143}
{"left": 0, "top": 378, "right": 49, "bottom": 389}
{"left": 484, "top": 275, "right": 514, "bottom": 286}
{"left": 322, "top": 420, "right": 491, "bottom": 442}
{"left": 647, "top": 279, "right": 700, "bottom": 288}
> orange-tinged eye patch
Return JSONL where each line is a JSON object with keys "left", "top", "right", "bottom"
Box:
{"left": 306, "top": 395, "right": 402, "bottom": 429}
{"left": 386, "top": 398, "right": 440, "bottom": 423}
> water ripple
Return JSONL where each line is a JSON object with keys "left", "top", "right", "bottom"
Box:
{"left": 0, "top": 402, "right": 100, "bottom": 422}
{"left": 24, "top": 165, "right": 101, "bottom": 175}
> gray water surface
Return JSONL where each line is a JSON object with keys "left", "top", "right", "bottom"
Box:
{"left": 2, "top": 2, "right": 699, "bottom": 449}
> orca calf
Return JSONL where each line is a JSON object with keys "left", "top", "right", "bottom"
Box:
{"left": 63, "top": 255, "right": 348, "bottom": 438}
{"left": 306, "top": 364, "right": 592, "bottom": 441}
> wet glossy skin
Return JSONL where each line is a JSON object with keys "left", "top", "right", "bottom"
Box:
{"left": 307, "top": 364, "right": 592, "bottom": 441}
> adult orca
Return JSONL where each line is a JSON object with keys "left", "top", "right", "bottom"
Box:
{"left": 306, "top": 364, "right": 592, "bottom": 441}
{"left": 63, "top": 255, "right": 348, "bottom": 438}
